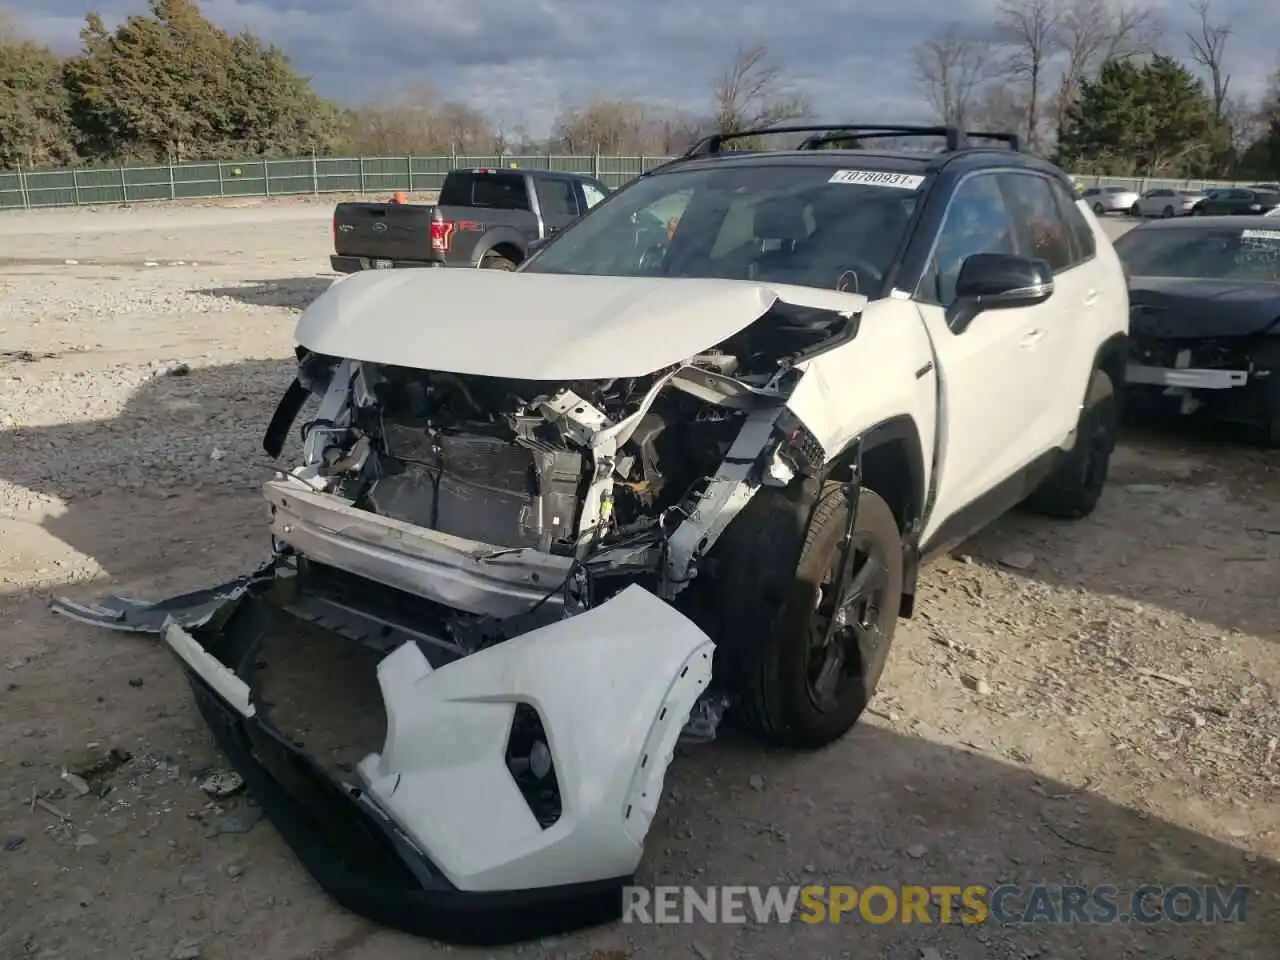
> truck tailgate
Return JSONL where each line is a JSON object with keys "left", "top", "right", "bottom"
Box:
{"left": 333, "top": 203, "right": 440, "bottom": 263}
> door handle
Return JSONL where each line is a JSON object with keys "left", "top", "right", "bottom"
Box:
{"left": 1083, "top": 290, "right": 1099, "bottom": 307}
{"left": 1020, "top": 329, "right": 1045, "bottom": 347}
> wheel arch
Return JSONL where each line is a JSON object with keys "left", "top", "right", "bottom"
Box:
{"left": 822, "top": 414, "right": 927, "bottom": 618}
{"left": 472, "top": 227, "right": 526, "bottom": 265}
{"left": 1091, "top": 331, "right": 1128, "bottom": 403}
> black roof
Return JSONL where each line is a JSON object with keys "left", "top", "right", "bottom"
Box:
{"left": 644, "top": 123, "right": 1071, "bottom": 185}
{"left": 647, "top": 146, "right": 1071, "bottom": 185}
{"left": 459, "top": 167, "right": 602, "bottom": 182}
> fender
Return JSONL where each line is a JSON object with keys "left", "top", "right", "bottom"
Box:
{"left": 1091, "top": 331, "right": 1128, "bottom": 393}
{"left": 469, "top": 225, "right": 529, "bottom": 265}
{"left": 822, "top": 414, "right": 927, "bottom": 618}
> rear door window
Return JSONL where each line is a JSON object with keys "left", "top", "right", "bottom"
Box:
{"left": 581, "top": 182, "right": 608, "bottom": 209}
{"left": 535, "top": 177, "right": 580, "bottom": 218}
{"left": 1050, "top": 178, "right": 1095, "bottom": 264}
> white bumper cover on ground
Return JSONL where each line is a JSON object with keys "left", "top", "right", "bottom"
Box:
{"left": 158, "top": 581, "right": 714, "bottom": 894}
{"left": 356, "top": 584, "right": 714, "bottom": 892}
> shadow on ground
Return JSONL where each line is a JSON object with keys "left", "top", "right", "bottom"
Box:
{"left": 194, "top": 277, "right": 334, "bottom": 310}
{"left": 958, "top": 413, "right": 1279, "bottom": 643}
{"left": 0, "top": 358, "right": 299, "bottom": 602}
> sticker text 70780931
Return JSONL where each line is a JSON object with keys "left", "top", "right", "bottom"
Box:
{"left": 828, "top": 170, "right": 926, "bottom": 190}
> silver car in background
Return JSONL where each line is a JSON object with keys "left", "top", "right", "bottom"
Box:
{"left": 1131, "top": 187, "right": 1205, "bottom": 218}
{"left": 1080, "top": 185, "right": 1141, "bottom": 215}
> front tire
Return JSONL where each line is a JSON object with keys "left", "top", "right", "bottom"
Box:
{"left": 1024, "top": 368, "right": 1118, "bottom": 519}
{"left": 1163, "top": 205, "right": 1175, "bottom": 218}
{"left": 1093, "top": 202, "right": 1106, "bottom": 215}
{"left": 734, "top": 485, "right": 904, "bottom": 748}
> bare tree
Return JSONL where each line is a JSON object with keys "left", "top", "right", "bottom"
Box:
{"left": 993, "top": 0, "right": 1065, "bottom": 153}
{"left": 553, "top": 99, "right": 648, "bottom": 154}
{"left": 346, "top": 87, "right": 500, "bottom": 155}
{"left": 711, "top": 44, "right": 813, "bottom": 135}
{"left": 1053, "top": 0, "right": 1160, "bottom": 132}
{"left": 970, "top": 84, "right": 1028, "bottom": 134}
{"left": 911, "top": 23, "right": 993, "bottom": 127}
{"left": 1186, "top": 0, "right": 1231, "bottom": 120}
{"left": 1222, "top": 95, "right": 1264, "bottom": 152}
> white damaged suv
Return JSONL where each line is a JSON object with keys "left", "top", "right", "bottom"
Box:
{"left": 54, "top": 125, "right": 1130, "bottom": 945}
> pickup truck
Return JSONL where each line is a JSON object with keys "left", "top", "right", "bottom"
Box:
{"left": 330, "top": 167, "right": 611, "bottom": 273}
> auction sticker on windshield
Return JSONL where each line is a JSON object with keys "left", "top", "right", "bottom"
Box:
{"left": 829, "top": 170, "right": 925, "bottom": 189}
{"left": 1241, "top": 229, "right": 1280, "bottom": 240}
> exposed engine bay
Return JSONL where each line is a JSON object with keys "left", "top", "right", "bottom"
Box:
{"left": 273, "top": 297, "right": 850, "bottom": 650}
{"left": 50, "top": 276, "right": 862, "bottom": 944}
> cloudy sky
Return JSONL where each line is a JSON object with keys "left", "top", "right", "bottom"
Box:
{"left": 24, "top": 0, "right": 1279, "bottom": 136}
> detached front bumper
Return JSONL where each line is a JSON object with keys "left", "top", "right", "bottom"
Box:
{"left": 52, "top": 566, "right": 714, "bottom": 945}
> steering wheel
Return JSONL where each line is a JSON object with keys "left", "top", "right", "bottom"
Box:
{"left": 833, "top": 257, "right": 885, "bottom": 293}
{"left": 637, "top": 241, "right": 668, "bottom": 272}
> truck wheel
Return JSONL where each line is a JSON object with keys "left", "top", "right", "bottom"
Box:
{"left": 480, "top": 253, "right": 518, "bottom": 271}
{"left": 1023, "top": 367, "right": 1118, "bottom": 520}
{"left": 734, "top": 485, "right": 903, "bottom": 749}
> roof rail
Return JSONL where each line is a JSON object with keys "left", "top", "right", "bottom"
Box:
{"left": 796, "top": 126, "right": 1021, "bottom": 153}
{"left": 680, "top": 123, "right": 1021, "bottom": 157}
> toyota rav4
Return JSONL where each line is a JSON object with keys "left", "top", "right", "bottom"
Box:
{"left": 54, "top": 125, "right": 1130, "bottom": 945}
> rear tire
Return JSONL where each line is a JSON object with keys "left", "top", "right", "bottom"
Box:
{"left": 480, "top": 253, "right": 518, "bottom": 271}
{"left": 1129, "top": 203, "right": 1142, "bottom": 217}
{"left": 1024, "top": 368, "right": 1118, "bottom": 520}
{"left": 1162, "top": 205, "right": 1175, "bottom": 218}
{"left": 1260, "top": 377, "right": 1280, "bottom": 448}
{"left": 733, "top": 485, "right": 904, "bottom": 749}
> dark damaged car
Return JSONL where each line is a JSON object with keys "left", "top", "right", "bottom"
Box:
{"left": 1114, "top": 216, "right": 1280, "bottom": 443}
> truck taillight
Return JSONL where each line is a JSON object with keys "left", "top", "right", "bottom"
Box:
{"left": 431, "top": 220, "right": 455, "bottom": 254}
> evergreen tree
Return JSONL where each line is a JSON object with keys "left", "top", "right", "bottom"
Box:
{"left": 1057, "top": 55, "right": 1227, "bottom": 177}
{"left": 0, "top": 36, "right": 75, "bottom": 167}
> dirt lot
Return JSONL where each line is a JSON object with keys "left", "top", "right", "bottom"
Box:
{"left": 0, "top": 201, "right": 1276, "bottom": 960}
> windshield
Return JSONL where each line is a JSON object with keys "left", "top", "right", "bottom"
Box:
{"left": 1115, "top": 226, "right": 1280, "bottom": 282}
{"left": 520, "top": 163, "right": 925, "bottom": 297}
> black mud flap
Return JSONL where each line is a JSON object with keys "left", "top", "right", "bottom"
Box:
{"left": 263, "top": 377, "right": 310, "bottom": 458}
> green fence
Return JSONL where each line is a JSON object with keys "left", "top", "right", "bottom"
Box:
{"left": 0, "top": 155, "right": 678, "bottom": 210}
{"left": 0, "top": 154, "right": 1260, "bottom": 210}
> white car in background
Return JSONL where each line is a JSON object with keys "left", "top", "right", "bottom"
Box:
{"left": 1131, "top": 187, "right": 1206, "bottom": 218}
{"left": 1080, "top": 185, "right": 1140, "bottom": 216}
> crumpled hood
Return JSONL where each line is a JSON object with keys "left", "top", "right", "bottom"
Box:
{"left": 296, "top": 268, "right": 865, "bottom": 379}
{"left": 1129, "top": 277, "right": 1280, "bottom": 339}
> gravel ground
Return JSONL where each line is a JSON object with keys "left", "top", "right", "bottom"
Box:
{"left": 0, "top": 202, "right": 1276, "bottom": 960}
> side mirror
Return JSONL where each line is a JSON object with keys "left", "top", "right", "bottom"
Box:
{"left": 950, "top": 252, "right": 1054, "bottom": 334}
